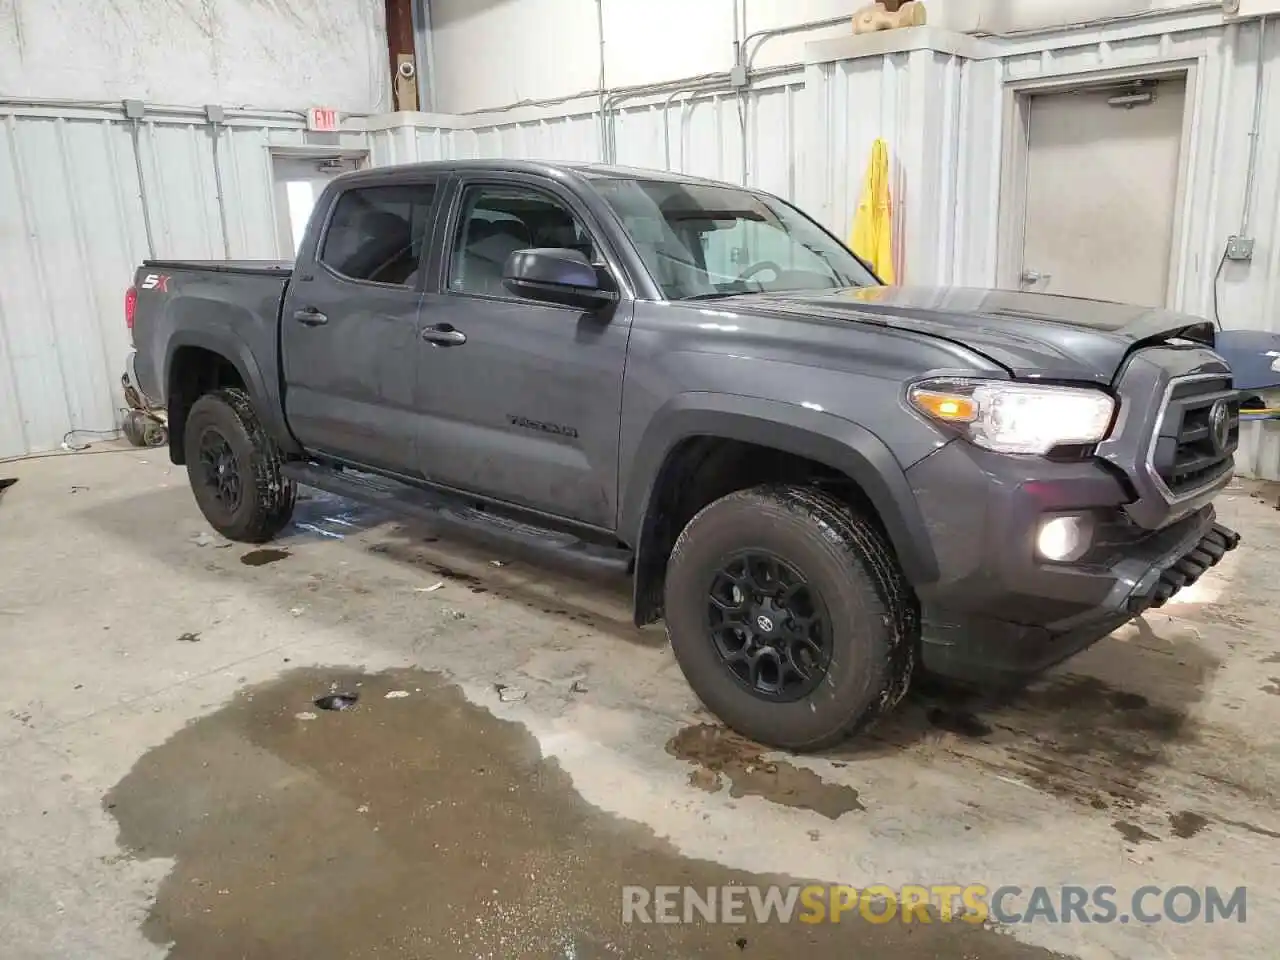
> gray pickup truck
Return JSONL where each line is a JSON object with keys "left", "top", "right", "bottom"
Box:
{"left": 127, "top": 160, "right": 1240, "bottom": 751}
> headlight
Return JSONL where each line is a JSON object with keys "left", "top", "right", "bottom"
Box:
{"left": 908, "top": 378, "right": 1116, "bottom": 455}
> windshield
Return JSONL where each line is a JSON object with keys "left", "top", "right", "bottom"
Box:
{"left": 590, "top": 177, "right": 879, "bottom": 300}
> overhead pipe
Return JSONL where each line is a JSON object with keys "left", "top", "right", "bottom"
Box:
{"left": 596, "top": 0, "right": 608, "bottom": 160}
{"left": 125, "top": 119, "right": 157, "bottom": 259}
{"left": 0, "top": 96, "right": 309, "bottom": 121}
{"left": 1240, "top": 15, "right": 1269, "bottom": 240}
{"left": 209, "top": 122, "right": 233, "bottom": 258}
{"left": 662, "top": 84, "right": 724, "bottom": 170}
{"left": 742, "top": 14, "right": 853, "bottom": 72}
{"left": 971, "top": 0, "right": 1224, "bottom": 37}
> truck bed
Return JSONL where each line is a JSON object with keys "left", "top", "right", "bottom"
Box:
{"left": 130, "top": 261, "right": 292, "bottom": 418}
{"left": 142, "top": 260, "right": 293, "bottom": 276}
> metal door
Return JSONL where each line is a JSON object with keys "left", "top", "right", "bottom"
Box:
{"left": 1019, "top": 78, "right": 1186, "bottom": 307}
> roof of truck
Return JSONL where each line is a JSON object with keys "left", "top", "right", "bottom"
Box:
{"left": 336, "top": 159, "right": 739, "bottom": 188}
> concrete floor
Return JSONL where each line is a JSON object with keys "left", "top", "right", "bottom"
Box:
{"left": 1, "top": 448, "right": 1278, "bottom": 959}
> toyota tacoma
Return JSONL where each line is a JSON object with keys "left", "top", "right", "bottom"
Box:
{"left": 125, "top": 160, "right": 1240, "bottom": 751}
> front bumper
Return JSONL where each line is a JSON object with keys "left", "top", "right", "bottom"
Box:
{"left": 906, "top": 440, "right": 1240, "bottom": 683}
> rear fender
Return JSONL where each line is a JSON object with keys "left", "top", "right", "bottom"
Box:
{"left": 164, "top": 327, "right": 299, "bottom": 460}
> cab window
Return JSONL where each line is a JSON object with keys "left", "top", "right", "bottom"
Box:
{"left": 319, "top": 182, "right": 437, "bottom": 286}
{"left": 448, "top": 184, "right": 597, "bottom": 298}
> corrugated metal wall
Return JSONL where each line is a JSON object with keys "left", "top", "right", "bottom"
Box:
{"left": 5, "top": 15, "right": 1279, "bottom": 473}
{"left": 411, "top": 76, "right": 807, "bottom": 202}
{"left": 801, "top": 49, "right": 1004, "bottom": 283}
{"left": 0, "top": 105, "right": 368, "bottom": 458}
{"left": 799, "top": 19, "right": 1280, "bottom": 475}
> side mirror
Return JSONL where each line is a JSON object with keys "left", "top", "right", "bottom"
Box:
{"left": 503, "top": 248, "right": 618, "bottom": 310}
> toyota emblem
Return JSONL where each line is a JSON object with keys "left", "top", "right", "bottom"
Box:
{"left": 1208, "top": 399, "right": 1230, "bottom": 453}
{"left": 756, "top": 614, "right": 775, "bottom": 633}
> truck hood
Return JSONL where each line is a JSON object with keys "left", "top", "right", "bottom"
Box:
{"left": 727, "top": 285, "right": 1215, "bottom": 384}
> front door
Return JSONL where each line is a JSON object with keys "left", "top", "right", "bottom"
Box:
{"left": 1018, "top": 77, "right": 1187, "bottom": 307}
{"left": 281, "top": 175, "right": 441, "bottom": 474}
{"left": 414, "top": 177, "right": 631, "bottom": 529}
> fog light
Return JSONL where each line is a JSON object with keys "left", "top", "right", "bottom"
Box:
{"left": 1036, "top": 515, "right": 1093, "bottom": 562}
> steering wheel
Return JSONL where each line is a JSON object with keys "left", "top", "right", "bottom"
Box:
{"left": 735, "top": 260, "right": 783, "bottom": 285}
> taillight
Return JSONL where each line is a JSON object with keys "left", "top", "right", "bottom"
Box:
{"left": 125, "top": 286, "right": 138, "bottom": 335}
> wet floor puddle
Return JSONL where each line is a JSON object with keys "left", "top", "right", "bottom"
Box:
{"left": 666, "top": 724, "right": 864, "bottom": 820}
{"left": 104, "top": 668, "right": 1061, "bottom": 959}
{"left": 240, "top": 548, "right": 290, "bottom": 567}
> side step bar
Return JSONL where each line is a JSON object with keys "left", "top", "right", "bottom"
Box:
{"left": 282, "top": 462, "right": 633, "bottom": 579}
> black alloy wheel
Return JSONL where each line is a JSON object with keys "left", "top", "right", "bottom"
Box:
{"left": 198, "top": 426, "right": 244, "bottom": 515}
{"left": 706, "top": 550, "right": 832, "bottom": 702}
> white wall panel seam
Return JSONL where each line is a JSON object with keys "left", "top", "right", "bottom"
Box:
{"left": 6, "top": 116, "right": 75, "bottom": 437}
{"left": 54, "top": 117, "right": 118, "bottom": 429}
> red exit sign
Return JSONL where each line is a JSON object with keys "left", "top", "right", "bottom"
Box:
{"left": 307, "top": 107, "right": 339, "bottom": 132}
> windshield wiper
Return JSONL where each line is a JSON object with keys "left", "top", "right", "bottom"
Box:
{"left": 682, "top": 291, "right": 755, "bottom": 301}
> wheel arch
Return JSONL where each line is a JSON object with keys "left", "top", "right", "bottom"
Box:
{"left": 164, "top": 329, "right": 298, "bottom": 465}
{"left": 622, "top": 395, "right": 939, "bottom": 626}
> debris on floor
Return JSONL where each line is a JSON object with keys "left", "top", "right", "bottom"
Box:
{"left": 494, "top": 683, "right": 526, "bottom": 703}
{"left": 175, "top": 632, "right": 201, "bottom": 643}
{"left": 384, "top": 690, "right": 411, "bottom": 699}
{"left": 314, "top": 693, "right": 359, "bottom": 711}
{"left": 189, "top": 531, "right": 231, "bottom": 548}
{"left": 415, "top": 582, "right": 445, "bottom": 593}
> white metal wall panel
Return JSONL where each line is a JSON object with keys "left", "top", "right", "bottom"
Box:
{"left": 428, "top": 78, "right": 805, "bottom": 200}
{"left": 0, "top": 107, "right": 361, "bottom": 457}
{"left": 802, "top": 50, "right": 996, "bottom": 283}
{"left": 995, "top": 22, "right": 1280, "bottom": 475}
{"left": 0, "top": 113, "right": 150, "bottom": 457}
{"left": 365, "top": 124, "right": 448, "bottom": 169}
{"left": 450, "top": 112, "right": 602, "bottom": 163}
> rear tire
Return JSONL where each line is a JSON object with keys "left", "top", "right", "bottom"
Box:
{"left": 184, "top": 388, "right": 296, "bottom": 543}
{"left": 664, "top": 484, "right": 917, "bottom": 752}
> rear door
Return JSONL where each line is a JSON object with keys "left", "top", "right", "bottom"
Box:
{"left": 414, "top": 174, "right": 632, "bottom": 529}
{"left": 281, "top": 174, "right": 442, "bottom": 473}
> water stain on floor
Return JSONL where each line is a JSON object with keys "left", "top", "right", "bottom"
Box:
{"left": 1113, "top": 820, "right": 1160, "bottom": 845}
{"left": 666, "top": 724, "right": 864, "bottom": 820}
{"left": 240, "top": 548, "right": 291, "bottom": 567}
{"left": 1168, "top": 810, "right": 1210, "bottom": 839}
{"left": 104, "top": 668, "right": 1064, "bottom": 960}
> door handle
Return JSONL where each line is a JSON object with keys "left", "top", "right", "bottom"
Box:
{"left": 1020, "top": 269, "right": 1052, "bottom": 286}
{"left": 293, "top": 308, "right": 329, "bottom": 326}
{"left": 421, "top": 324, "right": 467, "bottom": 346}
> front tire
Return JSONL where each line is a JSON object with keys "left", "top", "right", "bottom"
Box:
{"left": 184, "top": 388, "right": 296, "bottom": 543}
{"left": 664, "top": 485, "right": 917, "bottom": 752}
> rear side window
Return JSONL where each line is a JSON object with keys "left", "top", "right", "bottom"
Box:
{"left": 319, "top": 183, "right": 437, "bottom": 286}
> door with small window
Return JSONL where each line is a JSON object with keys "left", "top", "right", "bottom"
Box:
{"left": 414, "top": 176, "right": 631, "bottom": 527}
{"left": 281, "top": 176, "right": 440, "bottom": 473}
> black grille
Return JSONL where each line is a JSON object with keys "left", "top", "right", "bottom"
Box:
{"left": 1150, "top": 377, "right": 1238, "bottom": 496}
